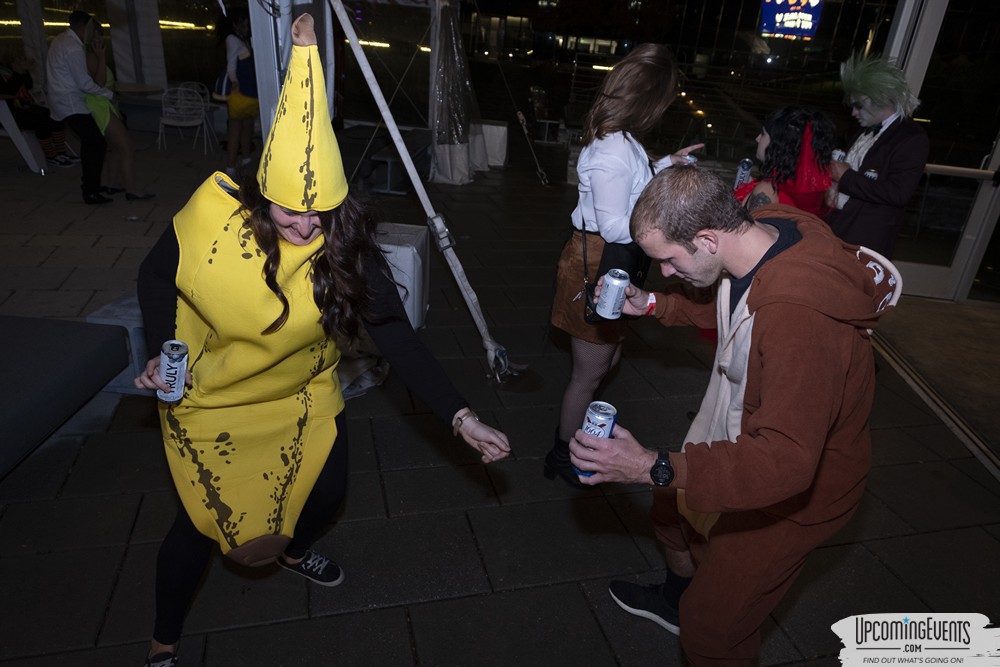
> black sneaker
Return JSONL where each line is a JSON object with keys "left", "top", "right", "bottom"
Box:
{"left": 47, "top": 154, "right": 73, "bottom": 168}
{"left": 278, "top": 550, "right": 344, "bottom": 587}
{"left": 83, "top": 193, "right": 113, "bottom": 205}
{"left": 144, "top": 651, "right": 177, "bottom": 667}
{"left": 608, "top": 580, "right": 680, "bottom": 635}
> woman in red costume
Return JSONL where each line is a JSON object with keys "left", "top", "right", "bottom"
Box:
{"left": 735, "top": 106, "right": 837, "bottom": 218}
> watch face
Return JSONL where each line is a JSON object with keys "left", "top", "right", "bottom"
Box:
{"left": 650, "top": 458, "right": 674, "bottom": 486}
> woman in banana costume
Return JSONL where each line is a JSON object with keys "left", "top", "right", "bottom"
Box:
{"left": 133, "top": 14, "right": 510, "bottom": 667}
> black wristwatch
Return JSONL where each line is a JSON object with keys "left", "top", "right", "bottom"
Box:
{"left": 650, "top": 449, "right": 675, "bottom": 487}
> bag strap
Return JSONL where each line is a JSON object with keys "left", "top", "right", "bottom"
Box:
{"left": 580, "top": 228, "right": 592, "bottom": 287}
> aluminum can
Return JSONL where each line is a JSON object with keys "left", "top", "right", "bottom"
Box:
{"left": 832, "top": 149, "right": 847, "bottom": 162}
{"left": 574, "top": 401, "right": 617, "bottom": 477}
{"left": 157, "top": 339, "right": 188, "bottom": 403}
{"left": 733, "top": 158, "right": 753, "bottom": 189}
{"left": 595, "top": 268, "right": 629, "bottom": 319}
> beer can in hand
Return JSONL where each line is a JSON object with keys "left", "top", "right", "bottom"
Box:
{"left": 573, "top": 401, "right": 617, "bottom": 477}
{"left": 595, "top": 269, "right": 629, "bottom": 319}
{"left": 832, "top": 149, "right": 847, "bottom": 162}
{"left": 157, "top": 340, "right": 188, "bottom": 404}
{"left": 733, "top": 158, "right": 754, "bottom": 189}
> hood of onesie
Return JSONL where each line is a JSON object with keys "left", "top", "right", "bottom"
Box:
{"left": 256, "top": 43, "right": 348, "bottom": 212}
{"left": 745, "top": 204, "right": 893, "bottom": 332}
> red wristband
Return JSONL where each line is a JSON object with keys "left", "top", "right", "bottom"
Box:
{"left": 644, "top": 293, "right": 657, "bottom": 316}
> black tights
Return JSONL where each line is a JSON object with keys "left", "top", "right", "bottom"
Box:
{"left": 557, "top": 337, "right": 622, "bottom": 442}
{"left": 152, "top": 412, "right": 349, "bottom": 645}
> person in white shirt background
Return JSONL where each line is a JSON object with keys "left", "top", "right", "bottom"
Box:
{"left": 45, "top": 10, "right": 114, "bottom": 205}
{"left": 545, "top": 43, "right": 702, "bottom": 487}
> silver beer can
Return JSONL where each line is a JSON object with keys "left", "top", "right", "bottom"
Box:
{"left": 733, "top": 157, "right": 753, "bottom": 189}
{"left": 595, "top": 268, "right": 629, "bottom": 319}
{"left": 574, "top": 401, "right": 617, "bottom": 477}
{"left": 157, "top": 339, "right": 188, "bottom": 404}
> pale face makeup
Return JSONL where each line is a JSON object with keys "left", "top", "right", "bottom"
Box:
{"left": 849, "top": 96, "right": 887, "bottom": 129}
{"left": 755, "top": 128, "right": 771, "bottom": 162}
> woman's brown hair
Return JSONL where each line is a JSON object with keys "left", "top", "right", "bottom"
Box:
{"left": 582, "top": 43, "right": 679, "bottom": 157}
{"left": 238, "top": 177, "right": 385, "bottom": 340}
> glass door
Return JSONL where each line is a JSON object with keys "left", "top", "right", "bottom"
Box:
{"left": 886, "top": 0, "right": 1000, "bottom": 301}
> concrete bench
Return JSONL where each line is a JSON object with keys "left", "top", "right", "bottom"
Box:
{"left": 370, "top": 129, "right": 432, "bottom": 195}
{"left": 0, "top": 316, "right": 129, "bottom": 479}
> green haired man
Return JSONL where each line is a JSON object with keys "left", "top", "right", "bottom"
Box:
{"left": 827, "top": 53, "right": 929, "bottom": 258}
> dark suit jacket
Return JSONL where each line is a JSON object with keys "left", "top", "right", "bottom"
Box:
{"left": 826, "top": 117, "right": 929, "bottom": 258}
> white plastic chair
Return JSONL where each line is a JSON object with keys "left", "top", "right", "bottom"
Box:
{"left": 157, "top": 87, "right": 211, "bottom": 153}
{"left": 177, "top": 81, "right": 219, "bottom": 148}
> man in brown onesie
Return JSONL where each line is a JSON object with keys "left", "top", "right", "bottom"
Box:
{"left": 570, "top": 166, "right": 896, "bottom": 664}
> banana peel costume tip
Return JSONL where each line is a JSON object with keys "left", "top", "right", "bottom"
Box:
{"left": 257, "top": 43, "right": 348, "bottom": 213}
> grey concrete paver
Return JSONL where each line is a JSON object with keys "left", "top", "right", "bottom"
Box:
{"left": 204, "top": 611, "right": 411, "bottom": 666}
{"left": 309, "top": 513, "right": 491, "bottom": 615}
{"left": 410, "top": 584, "right": 619, "bottom": 666}
{"left": 864, "top": 527, "right": 1000, "bottom": 617}
{"left": 0, "top": 546, "right": 125, "bottom": 661}
{"left": 866, "top": 461, "right": 1000, "bottom": 531}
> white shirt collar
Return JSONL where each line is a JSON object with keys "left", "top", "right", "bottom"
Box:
{"left": 877, "top": 110, "right": 901, "bottom": 133}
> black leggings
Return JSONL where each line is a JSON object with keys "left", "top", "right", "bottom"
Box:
{"left": 152, "top": 412, "right": 349, "bottom": 645}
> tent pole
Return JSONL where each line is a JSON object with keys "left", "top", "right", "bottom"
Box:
{"left": 326, "top": 0, "right": 523, "bottom": 383}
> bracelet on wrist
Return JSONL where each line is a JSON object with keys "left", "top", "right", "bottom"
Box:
{"left": 644, "top": 292, "right": 657, "bottom": 316}
{"left": 452, "top": 409, "right": 479, "bottom": 436}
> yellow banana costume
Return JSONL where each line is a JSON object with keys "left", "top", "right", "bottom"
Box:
{"left": 160, "top": 41, "right": 347, "bottom": 566}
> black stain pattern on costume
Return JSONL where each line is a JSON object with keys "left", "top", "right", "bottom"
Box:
{"left": 164, "top": 406, "right": 244, "bottom": 550}
{"left": 265, "top": 338, "right": 329, "bottom": 534}
{"left": 162, "top": 333, "right": 247, "bottom": 549}
{"left": 299, "top": 53, "right": 317, "bottom": 211}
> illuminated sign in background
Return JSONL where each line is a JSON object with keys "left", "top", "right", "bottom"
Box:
{"left": 759, "top": 0, "right": 824, "bottom": 41}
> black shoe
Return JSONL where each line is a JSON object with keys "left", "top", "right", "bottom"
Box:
{"left": 83, "top": 193, "right": 112, "bottom": 205}
{"left": 144, "top": 651, "right": 177, "bottom": 667}
{"left": 278, "top": 550, "right": 344, "bottom": 587}
{"left": 608, "top": 580, "right": 680, "bottom": 636}
{"left": 543, "top": 434, "right": 587, "bottom": 488}
{"left": 47, "top": 154, "right": 74, "bottom": 168}
{"left": 126, "top": 192, "right": 155, "bottom": 201}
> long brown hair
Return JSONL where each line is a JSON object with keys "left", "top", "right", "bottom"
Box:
{"left": 238, "top": 178, "right": 383, "bottom": 340}
{"left": 583, "top": 44, "right": 679, "bottom": 157}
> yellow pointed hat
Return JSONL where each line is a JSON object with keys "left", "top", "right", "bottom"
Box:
{"left": 257, "top": 40, "right": 347, "bottom": 212}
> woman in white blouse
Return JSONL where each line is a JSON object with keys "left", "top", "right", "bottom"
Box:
{"left": 546, "top": 43, "right": 701, "bottom": 486}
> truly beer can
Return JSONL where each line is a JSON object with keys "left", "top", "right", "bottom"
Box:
{"left": 595, "top": 268, "right": 629, "bottom": 319}
{"left": 574, "top": 401, "right": 617, "bottom": 477}
{"left": 156, "top": 340, "right": 188, "bottom": 403}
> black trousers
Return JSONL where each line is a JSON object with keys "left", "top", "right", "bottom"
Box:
{"left": 62, "top": 113, "right": 106, "bottom": 196}
{"left": 152, "top": 411, "right": 349, "bottom": 645}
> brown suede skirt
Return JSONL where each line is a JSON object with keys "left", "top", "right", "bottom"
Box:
{"left": 550, "top": 230, "right": 628, "bottom": 344}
